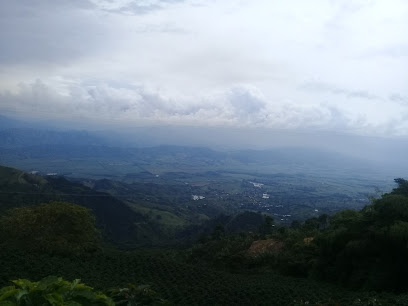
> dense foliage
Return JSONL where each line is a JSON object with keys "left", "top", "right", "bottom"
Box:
{"left": 108, "top": 283, "right": 170, "bottom": 305}
{"left": 0, "top": 276, "right": 169, "bottom": 306}
{"left": 0, "top": 202, "right": 99, "bottom": 256}
{"left": 314, "top": 179, "right": 408, "bottom": 290}
{"left": 190, "top": 178, "right": 408, "bottom": 293}
{"left": 2, "top": 249, "right": 408, "bottom": 305}
{"left": 0, "top": 165, "right": 147, "bottom": 246}
{"left": 0, "top": 276, "right": 114, "bottom": 305}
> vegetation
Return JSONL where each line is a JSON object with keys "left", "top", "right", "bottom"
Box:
{"left": 0, "top": 276, "right": 170, "bottom": 306}
{"left": 3, "top": 248, "right": 408, "bottom": 305}
{"left": 313, "top": 179, "right": 408, "bottom": 291}
{"left": 0, "top": 202, "right": 99, "bottom": 256}
{"left": 0, "top": 165, "right": 159, "bottom": 246}
{"left": 108, "top": 283, "right": 170, "bottom": 305}
{"left": 189, "top": 178, "right": 408, "bottom": 293}
{"left": 0, "top": 276, "right": 114, "bottom": 305}
{"left": 1, "top": 163, "right": 408, "bottom": 305}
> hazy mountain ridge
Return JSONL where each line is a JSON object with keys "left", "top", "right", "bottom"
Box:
{"left": 0, "top": 127, "right": 396, "bottom": 180}
{"left": 0, "top": 128, "right": 105, "bottom": 148}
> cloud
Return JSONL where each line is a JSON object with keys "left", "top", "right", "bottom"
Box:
{"left": 0, "top": 0, "right": 407, "bottom": 137}
{"left": 364, "top": 44, "right": 408, "bottom": 58}
{"left": 2, "top": 79, "right": 408, "bottom": 137}
{"left": 301, "top": 82, "right": 382, "bottom": 100}
{"left": 89, "top": 0, "right": 185, "bottom": 14}
{"left": 0, "top": 1, "right": 105, "bottom": 65}
{"left": 390, "top": 94, "right": 408, "bottom": 105}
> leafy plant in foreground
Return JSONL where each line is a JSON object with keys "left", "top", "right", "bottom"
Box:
{"left": 108, "top": 283, "right": 171, "bottom": 305}
{"left": 0, "top": 276, "right": 113, "bottom": 305}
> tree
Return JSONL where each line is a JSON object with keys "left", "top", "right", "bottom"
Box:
{"left": 290, "top": 220, "right": 301, "bottom": 229}
{"left": 259, "top": 215, "right": 274, "bottom": 237}
{"left": 317, "top": 214, "right": 329, "bottom": 230}
{"left": 211, "top": 223, "right": 225, "bottom": 240}
{"left": 370, "top": 194, "right": 408, "bottom": 226}
{"left": 312, "top": 180, "right": 408, "bottom": 290}
{"left": 392, "top": 178, "right": 408, "bottom": 196}
{"left": 0, "top": 201, "right": 99, "bottom": 255}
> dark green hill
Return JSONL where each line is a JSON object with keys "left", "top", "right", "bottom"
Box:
{"left": 178, "top": 211, "right": 271, "bottom": 243}
{"left": 0, "top": 165, "right": 50, "bottom": 211}
{"left": 0, "top": 164, "right": 160, "bottom": 245}
{"left": 0, "top": 164, "right": 267, "bottom": 247}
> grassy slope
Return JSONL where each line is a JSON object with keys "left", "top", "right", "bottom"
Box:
{"left": 126, "top": 201, "right": 187, "bottom": 227}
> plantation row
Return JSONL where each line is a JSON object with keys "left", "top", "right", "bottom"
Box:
{"left": 1, "top": 249, "right": 408, "bottom": 305}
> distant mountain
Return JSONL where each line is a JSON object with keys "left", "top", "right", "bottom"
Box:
{"left": 0, "top": 115, "right": 26, "bottom": 129}
{"left": 0, "top": 136, "right": 383, "bottom": 179}
{"left": 228, "top": 147, "right": 381, "bottom": 176}
{"left": 0, "top": 128, "right": 106, "bottom": 148}
{"left": 0, "top": 115, "right": 61, "bottom": 130}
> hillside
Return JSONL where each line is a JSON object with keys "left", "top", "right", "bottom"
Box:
{"left": 2, "top": 164, "right": 408, "bottom": 304}
{"left": 189, "top": 178, "right": 408, "bottom": 292}
{"left": 0, "top": 164, "right": 266, "bottom": 246}
{"left": 0, "top": 165, "right": 153, "bottom": 245}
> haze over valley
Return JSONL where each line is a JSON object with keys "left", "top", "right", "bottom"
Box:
{"left": 1, "top": 1, "right": 408, "bottom": 305}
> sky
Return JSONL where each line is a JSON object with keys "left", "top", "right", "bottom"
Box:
{"left": 0, "top": 0, "right": 407, "bottom": 137}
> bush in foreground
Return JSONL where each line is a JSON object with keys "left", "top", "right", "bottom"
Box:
{"left": 0, "top": 276, "right": 170, "bottom": 306}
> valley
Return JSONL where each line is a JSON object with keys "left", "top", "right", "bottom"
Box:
{"left": 0, "top": 128, "right": 393, "bottom": 230}
{"left": 0, "top": 127, "right": 406, "bottom": 305}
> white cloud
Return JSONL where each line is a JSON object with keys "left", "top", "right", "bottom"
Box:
{"left": 2, "top": 79, "right": 407, "bottom": 137}
{"left": 0, "top": 0, "right": 407, "bottom": 136}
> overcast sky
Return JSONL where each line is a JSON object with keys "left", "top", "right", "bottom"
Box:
{"left": 0, "top": 0, "right": 407, "bottom": 137}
